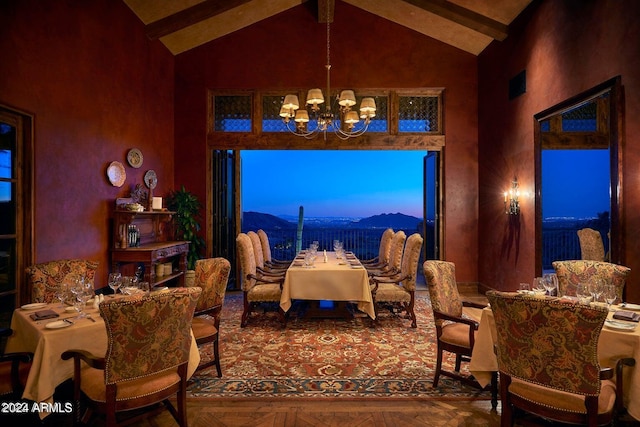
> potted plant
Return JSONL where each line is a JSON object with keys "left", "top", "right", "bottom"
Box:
{"left": 166, "top": 186, "right": 206, "bottom": 277}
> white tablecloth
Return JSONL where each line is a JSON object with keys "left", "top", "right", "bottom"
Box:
{"left": 6, "top": 300, "right": 200, "bottom": 415}
{"left": 280, "top": 251, "right": 375, "bottom": 318}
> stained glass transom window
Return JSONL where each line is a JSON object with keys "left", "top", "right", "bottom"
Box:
{"left": 214, "top": 95, "right": 252, "bottom": 132}
{"left": 399, "top": 96, "right": 439, "bottom": 133}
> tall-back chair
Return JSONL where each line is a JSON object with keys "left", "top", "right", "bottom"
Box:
{"left": 189, "top": 257, "right": 231, "bottom": 376}
{"left": 237, "top": 233, "right": 285, "bottom": 327}
{"left": 552, "top": 260, "right": 630, "bottom": 301}
{"left": 369, "top": 233, "right": 423, "bottom": 327}
{"left": 26, "top": 259, "right": 98, "bottom": 303}
{"left": 361, "top": 228, "right": 394, "bottom": 268}
{"left": 424, "top": 260, "right": 487, "bottom": 388}
{"left": 0, "top": 328, "right": 32, "bottom": 398}
{"left": 366, "top": 230, "right": 405, "bottom": 275}
{"left": 257, "top": 229, "right": 292, "bottom": 267}
{"left": 577, "top": 228, "right": 606, "bottom": 261}
{"left": 248, "top": 230, "right": 286, "bottom": 275}
{"left": 487, "top": 290, "right": 634, "bottom": 427}
{"left": 62, "top": 287, "right": 201, "bottom": 427}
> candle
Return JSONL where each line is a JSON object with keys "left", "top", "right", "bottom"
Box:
{"left": 152, "top": 197, "right": 162, "bottom": 210}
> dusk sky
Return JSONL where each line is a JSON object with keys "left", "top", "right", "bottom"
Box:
{"left": 242, "top": 150, "right": 426, "bottom": 218}
{"left": 542, "top": 149, "right": 610, "bottom": 219}
{"left": 241, "top": 149, "right": 610, "bottom": 221}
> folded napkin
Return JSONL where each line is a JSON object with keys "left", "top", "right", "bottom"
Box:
{"left": 613, "top": 310, "right": 640, "bottom": 322}
{"left": 30, "top": 309, "right": 59, "bottom": 321}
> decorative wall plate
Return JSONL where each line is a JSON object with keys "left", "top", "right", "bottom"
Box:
{"left": 107, "top": 161, "right": 126, "bottom": 187}
{"left": 144, "top": 169, "right": 157, "bottom": 189}
{"left": 127, "top": 148, "right": 143, "bottom": 168}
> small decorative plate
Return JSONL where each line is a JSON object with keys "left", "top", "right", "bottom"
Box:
{"left": 621, "top": 303, "right": 640, "bottom": 311}
{"left": 21, "top": 302, "right": 47, "bottom": 310}
{"left": 45, "top": 320, "right": 73, "bottom": 329}
{"left": 127, "top": 148, "right": 143, "bottom": 168}
{"left": 144, "top": 169, "right": 157, "bottom": 189}
{"left": 107, "top": 161, "right": 126, "bottom": 187}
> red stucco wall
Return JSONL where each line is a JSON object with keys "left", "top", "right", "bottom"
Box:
{"left": 174, "top": 1, "right": 480, "bottom": 281}
{"left": 478, "top": 0, "right": 640, "bottom": 302}
{"left": 0, "top": 0, "right": 175, "bottom": 289}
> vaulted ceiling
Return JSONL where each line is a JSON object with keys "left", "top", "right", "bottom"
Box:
{"left": 123, "top": 0, "right": 533, "bottom": 56}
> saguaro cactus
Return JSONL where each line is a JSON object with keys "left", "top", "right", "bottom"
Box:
{"left": 296, "top": 205, "right": 304, "bottom": 253}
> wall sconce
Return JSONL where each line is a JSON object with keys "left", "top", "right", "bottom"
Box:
{"left": 504, "top": 178, "right": 520, "bottom": 215}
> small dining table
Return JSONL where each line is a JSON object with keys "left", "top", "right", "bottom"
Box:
{"left": 280, "top": 251, "right": 375, "bottom": 319}
{"left": 469, "top": 302, "right": 640, "bottom": 421}
{"left": 6, "top": 296, "right": 200, "bottom": 418}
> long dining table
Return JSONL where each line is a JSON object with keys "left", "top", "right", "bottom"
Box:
{"left": 279, "top": 251, "right": 375, "bottom": 319}
{"left": 5, "top": 294, "right": 200, "bottom": 418}
{"left": 469, "top": 301, "right": 640, "bottom": 421}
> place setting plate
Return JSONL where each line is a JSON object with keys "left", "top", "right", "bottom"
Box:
{"left": 21, "top": 302, "right": 48, "bottom": 310}
{"left": 620, "top": 303, "right": 640, "bottom": 312}
{"left": 604, "top": 319, "right": 637, "bottom": 332}
{"left": 45, "top": 319, "right": 73, "bottom": 329}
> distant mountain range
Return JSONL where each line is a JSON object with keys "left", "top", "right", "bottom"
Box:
{"left": 242, "top": 211, "right": 422, "bottom": 231}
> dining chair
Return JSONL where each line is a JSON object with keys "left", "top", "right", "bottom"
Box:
{"left": 552, "top": 260, "right": 630, "bottom": 301}
{"left": 257, "top": 229, "right": 292, "bottom": 268}
{"left": 423, "top": 260, "right": 488, "bottom": 388}
{"left": 365, "top": 230, "right": 405, "bottom": 276}
{"left": 61, "top": 287, "right": 201, "bottom": 427}
{"left": 361, "top": 228, "right": 394, "bottom": 268}
{"left": 0, "top": 327, "right": 32, "bottom": 398}
{"left": 26, "top": 259, "right": 99, "bottom": 303}
{"left": 487, "top": 290, "right": 635, "bottom": 427}
{"left": 369, "top": 233, "right": 422, "bottom": 328}
{"left": 237, "top": 233, "right": 285, "bottom": 327}
{"left": 247, "top": 231, "right": 287, "bottom": 275}
{"left": 577, "top": 227, "right": 606, "bottom": 261}
{"left": 188, "top": 257, "right": 231, "bottom": 376}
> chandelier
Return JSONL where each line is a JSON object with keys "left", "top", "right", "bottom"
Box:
{"left": 279, "top": 5, "right": 376, "bottom": 140}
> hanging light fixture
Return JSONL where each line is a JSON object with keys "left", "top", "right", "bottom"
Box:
{"left": 279, "top": 3, "right": 376, "bottom": 140}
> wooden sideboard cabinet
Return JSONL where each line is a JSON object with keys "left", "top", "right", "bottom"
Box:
{"left": 111, "top": 210, "right": 189, "bottom": 286}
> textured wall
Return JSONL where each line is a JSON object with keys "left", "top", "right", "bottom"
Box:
{"left": 0, "top": 0, "right": 175, "bottom": 289}
{"left": 174, "top": 1, "right": 480, "bottom": 281}
{"left": 478, "top": 0, "right": 640, "bottom": 302}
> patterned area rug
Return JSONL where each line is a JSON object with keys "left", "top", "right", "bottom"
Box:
{"left": 188, "top": 291, "right": 491, "bottom": 400}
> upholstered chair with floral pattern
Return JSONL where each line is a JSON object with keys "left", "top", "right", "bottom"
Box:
{"left": 361, "top": 228, "right": 394, "bottom": 268}
{"left": 424, "top": 260, "right": 488, "bottom": 389}
{"left": 189, "top": 257, "right": 231, "bottom": 376}
{"left": 62, "top": 287, "right": 201, "bottom": 427}
{"left": 577, "top": 227, "right": 606, "bottom": 261}
{"left": 552, "top": 260, "right": 630, "bottom": 301}
{"left": 237, "top": 233, "right": 285, "bottom": 327}
{"left": 365, "top": 230, "right": 405, "bottom": 276}
{"left": 487, "top": 290, "right": 634, "bottom": 427}
{"left": 257, "top": 229, "right": 292, "bottom": 268}
{"left": 248, "top": 231, "right": 287, "bottom": 275}
{"left": 369, "top": 233, "right": 422, "bottom": 327}
{"left": 26, "top": 259, "right": 99, "bottom": 303}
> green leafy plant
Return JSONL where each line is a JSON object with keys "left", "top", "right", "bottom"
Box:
{"left": 166, "top": 186, "right": 205, "bottom": 270}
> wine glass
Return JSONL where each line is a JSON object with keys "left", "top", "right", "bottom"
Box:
{"left": 71, "top": 277, "right": 93, "bottom": 318}
{"left": 108, "top": 272, "right": 122, "bottom": 297}
{"left": 588, "top": 279, "right": 604, "bottom": 304}
{"left": 55, "top": 282, "right": 69, "bottom": 308}
{"left": 542, "top": 273, "right": 558, "bottom": 296}
{"left": 604, "top": 283, "right": 617, "bottom": 311}
{"left": 518, "top": 283, "right": 530, "bottom": 294}
{"left": 532, "top": 277, "right": 546, "bottom": 297}
{"left": 576, "top": 283, "right": 591, "bottom": 304}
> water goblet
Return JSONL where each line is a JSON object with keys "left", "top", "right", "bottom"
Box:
{"left": 518, "top": 283, "right": 530, "bottom": 294}
{"left": 576, "top": 283, "right": 591, "bottom": 304}
{"left": 588, "top": 279, "right": 604, "bottom": 304}
{"left": 542, "top": 273, "right": 558, "bottom": 296}
{"left": 604, "top": 283, "right": 617, "bottom": 311}
{"left": 108, "top": 272, "right": 122, "bottom": 297}
{"left": 55, "top": 282, "right": 69, "bottom": 308}
{"left": 532, "top": 277, "right": 546, "bottom": 297}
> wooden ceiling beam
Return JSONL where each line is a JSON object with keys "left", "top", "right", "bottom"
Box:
{"left": 317, "top": 0, "right": 335, "bottom": 23}
{"left": 145, "top": 0, "right": 253, "bottom": 40}
{"left": 400, "top": 0, "right": 508, "bottom": 41}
